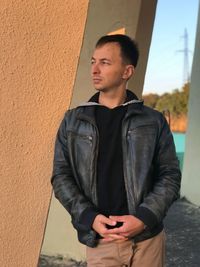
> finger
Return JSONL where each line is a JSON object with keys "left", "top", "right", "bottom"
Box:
{"left": 109, "top": 215, "right": 126, "bottom": 222}
{"left": 108, "top": 234, "right": 127, "bottom": 240}
{"left": 119, "top": 232, "right": 130, "bottom": 237}
{"left": 102, "top": 237, "right": 128, "bottom": 243}
{"left": 101, "top": 216, "right": 117, "bottom": 227}
{"left": 102, "top": 234, "right": 127, "bottom": 242}
{"left": 106, "top": 227, "right": 124, "bottom": 234}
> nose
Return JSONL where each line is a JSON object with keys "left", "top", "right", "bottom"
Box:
{"left": 92, "top": 63, "right": 100, "bottom": 75}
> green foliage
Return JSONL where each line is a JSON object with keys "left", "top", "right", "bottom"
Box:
{"left": 142, "top": 93, "right": 159, "bottom": 109}
{"left": 143, "top": 83, "right": 190, "bottom": 116}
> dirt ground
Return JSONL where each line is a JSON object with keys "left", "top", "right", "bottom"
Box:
{"left": 38, "top": 198, "right": 200, "bottom": 267}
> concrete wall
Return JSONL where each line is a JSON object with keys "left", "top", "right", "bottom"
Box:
{"left": 182, "top": 2, "right": 200, "bottom": 205}
{"left": 0, "top": 1, "right": 89, "bottom": 266}
{"left": 41, "top": 0, "right": 157, "bottom": 261}
{"left": 71, "top": 0, "right": 157, "bottom": 108}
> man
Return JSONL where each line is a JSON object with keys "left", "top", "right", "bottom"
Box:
{"left": 51, "top": 34, "right": 181, "bottom": 266}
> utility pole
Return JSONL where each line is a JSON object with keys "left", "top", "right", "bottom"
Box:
{"left": 177, "top": 28, "right": 190, "bottom": 85}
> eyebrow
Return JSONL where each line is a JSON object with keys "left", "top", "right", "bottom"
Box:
{"left": 91, "top": 57, "right": 112, "bottom": 62}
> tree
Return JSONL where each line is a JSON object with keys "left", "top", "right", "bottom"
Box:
{"left": 142, "top": 93, "right": 159, "bottom": 109}
{"left": 143, "top": 83, "right": 190, "bottom": 117}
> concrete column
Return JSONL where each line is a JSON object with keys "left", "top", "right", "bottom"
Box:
{"left": 182, "top": 3, "right": 200, "bottom": 205}
{"left": 71, "top": 0, "right": 157, "bottom": 108}
{"left": 128, "top": 0, "right": 158, "bottom": 98}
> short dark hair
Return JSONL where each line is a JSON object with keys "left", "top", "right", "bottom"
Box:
{"left": 95, "top": 34, "right": 139, "bottom": 67}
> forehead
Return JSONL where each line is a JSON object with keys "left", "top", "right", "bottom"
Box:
{"left": 92, "top": 42, "right": 122, "bottom": 60}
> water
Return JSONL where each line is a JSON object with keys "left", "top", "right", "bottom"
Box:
{"left": 172, "top": 132, "right": 185, "bottom": 170}
{"left": 173, "top": 132, "right": 185, "bottom": 153}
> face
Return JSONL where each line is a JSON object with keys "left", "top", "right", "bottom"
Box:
{"left": 91, "top": 43, "right": 133, "bottom": 92}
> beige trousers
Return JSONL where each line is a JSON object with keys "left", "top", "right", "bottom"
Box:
{"left": 86, "top": 230, "right": 165, "bottom": 267}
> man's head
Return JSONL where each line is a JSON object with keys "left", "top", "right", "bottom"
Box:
{"left": 91, "top": 34, "right": 139, "bottom": 92}
{"left": 95, "top": 34, "right": 139, "bottom": 68}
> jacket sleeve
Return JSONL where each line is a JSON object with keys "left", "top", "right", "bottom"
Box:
{"left": 136, "top": 114, "right": 182, "bottom": 229}
{"left": 51, "top": 114, "right": 98, "bottom": 231}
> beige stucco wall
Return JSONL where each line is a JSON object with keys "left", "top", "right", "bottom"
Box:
{"left": 182, "top": 2, "right": 200, "bottom": 205}
{"left": 0, "top": 1, "right": 89, "bottom": 266}
{"left": 41, "top": 0, "right": 157, "bottom": 261}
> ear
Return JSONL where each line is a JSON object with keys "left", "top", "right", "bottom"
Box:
{"left": 122, "top": 65, "right": 134, "bottom": 80}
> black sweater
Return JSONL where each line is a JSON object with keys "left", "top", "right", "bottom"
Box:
{"left": 79, "top": 91, "right": 138, "bottom": 230}
{"left": 95, "top": 100, "right": 129, "bottom": 219}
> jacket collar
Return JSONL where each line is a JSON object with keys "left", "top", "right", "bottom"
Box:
{"left": 76, "top": 90, "right": 144, "bottom": 123}
{"left": 78, "top": 89, "right": 141, "bottom": 106}
{"left": 88, "top": 89, "right": 138, "bottom": 103}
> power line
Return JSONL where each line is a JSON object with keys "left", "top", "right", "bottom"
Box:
{"left": 176, "top": 28, "right": 191, "bottom": 85}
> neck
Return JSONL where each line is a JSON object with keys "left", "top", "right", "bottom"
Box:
{"left": 99, "top": 88, "right": 127, "bottom": 109}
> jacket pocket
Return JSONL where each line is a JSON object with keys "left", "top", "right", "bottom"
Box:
{"left": 67, "top": 131, "right": 94, "bottom": 189}
{"left": 126, "top": 124, "right": 157, "bottom": 204}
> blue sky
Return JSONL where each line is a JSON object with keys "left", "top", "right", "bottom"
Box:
{"left": 143, "top": 0, "right": 199, "bottom": 95}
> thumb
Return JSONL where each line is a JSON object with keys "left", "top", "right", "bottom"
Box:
{"left": 101, "top": 216, "right": 117, "bottom": 226}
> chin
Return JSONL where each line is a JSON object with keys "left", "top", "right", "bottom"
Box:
{"left": 95, "top": 87, "right": 105, "bottom": 91}
{"left": 95, "top": 87, "right": 109, "bottom": 92}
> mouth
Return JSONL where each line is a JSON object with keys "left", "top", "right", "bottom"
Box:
{"left": 92, "top": 78, "right": 102, "bottom": 85}
{"left": 92, "top": 77, "right": 102, "bottom": 83}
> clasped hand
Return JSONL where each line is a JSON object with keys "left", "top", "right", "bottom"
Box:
{"left": 92, "top": 214, "right": 145, "bottom": 243}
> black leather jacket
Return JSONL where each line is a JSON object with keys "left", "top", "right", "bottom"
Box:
{"left": 51, "top": 96, "right": 181, "bottom": 247}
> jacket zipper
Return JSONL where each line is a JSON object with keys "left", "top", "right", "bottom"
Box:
{"left": 78, "top": 115, "right": 99, "bottom": 206}
{"left": 122, "top": 118, "right": 136, "bottom": 215}
{"left": 93, "top": 125, "right": 99, "bottom": 206}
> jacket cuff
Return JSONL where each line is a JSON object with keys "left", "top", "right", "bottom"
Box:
{"left": 79, "top": 207, "right": 99, "bottom": 229}
{"left": 135, "top": 206, "right": 158, "bottom": 230}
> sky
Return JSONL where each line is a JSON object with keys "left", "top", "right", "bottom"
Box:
{"left": 143, "top": 0, "right": 199, "bottom": 95}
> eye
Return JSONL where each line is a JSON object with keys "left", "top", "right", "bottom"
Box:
{"left": 102, "top": 60, "right": 110, "bottom": 65}
{"left": 91, "top": 59, "right": 95, "bottom": 65}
